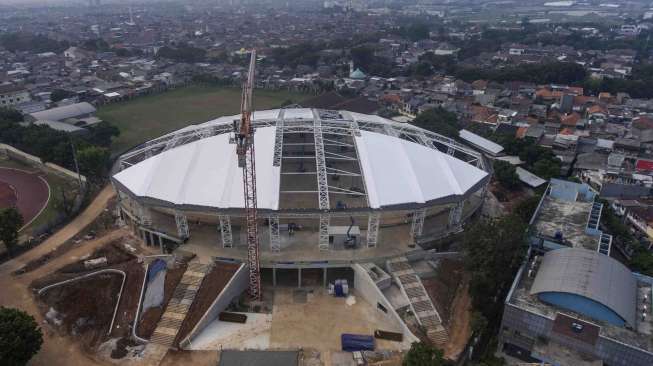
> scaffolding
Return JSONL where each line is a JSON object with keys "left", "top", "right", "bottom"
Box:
{"left": 319, "top": 214, "right": 330, "bottom": 251}
{"left": 218, "top": 215, "right": 233, "bottom": 248}
{"left": 118, "top": 109, "right": 485, "bottom": 174}
{"left": 449, "top": 202, "right": 464, "bottom": 228}
{"left": 410, "top": 208, "right": 427, "bottom": 238}
{"left": 138, "top": 203, "right": 152, "bottom": 227}
{"left": 367, "top": 213, "right": 380, "bottom": 248}
{"left": 174, "top": 211, "right": 189, "bottom": 239}
{"left": 269, "top": 214, "right": 281, "bottom": 252}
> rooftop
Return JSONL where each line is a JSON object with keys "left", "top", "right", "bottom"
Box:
{"left": 532, "top": 195, "right": 598, "bottom": 251}
{"left": 508, "top": 250, "right": 653, "bottom": 352}
{"left": 114, "top": 109, "right": 488, "bottom": 212}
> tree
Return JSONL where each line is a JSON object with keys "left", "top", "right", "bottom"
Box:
{"left": 463, "top": 215, "right": 527, "bottom": 318}
{"left": 398, "top": 23, "right": 430, "bottom": 42}
{"left": 85, "top": 122, "right": 120, "bottom": 147}
{"left": 0, "top": 107, "right": 23, "bottom": 123}
{"left": 532, "top": 159, "right": 560, "bottom": 181}
{"left": 157, "top": 43, "right": 207, "bottom": 63}
{"left": 493, "top": 161, "right": 520, "bottom": 189}
{"left": 0, "top": 208, "right": 23, "bottom": 255}
{"left": 81, "top": 38, "right": 109, "bottom": 52}
{"left": 0, "top": 307, "right": 43, "bottom": 366}
{"left": 77, "top": 146, "right": 110, "bottom": 182}
{"left": 412, "top": 108, "right": 460, "bottom": 139}
{"left": 50, "top": 89, "right": 75, "bottom": 103}
{"left": 0, "top": 32, "right": 68, "bottom": 53}
{"left": 403, "top": 342, "right": 447, "bottom": 366}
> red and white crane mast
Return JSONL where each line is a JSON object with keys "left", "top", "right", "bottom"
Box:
{"left": 233, "top": 50, "right": 261, "bottom": 301}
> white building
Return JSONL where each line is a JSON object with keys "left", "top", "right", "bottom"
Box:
{"left": 0, "top": 84, "right": 31, "bottom": 107}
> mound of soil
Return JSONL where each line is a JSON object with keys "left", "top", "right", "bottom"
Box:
{"left": 422, "top": 259, "right": 466, "bottom": 327}
{"left": 39, "top": 273, "right": 123, "bottom": 349}
{"left": 174, "top": 262, "right": 239, "bottom": 345}
{"left": 58, "top": 240, "right": 136, "bottom": 274}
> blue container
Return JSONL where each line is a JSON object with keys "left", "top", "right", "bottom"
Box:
{"left": 341, "top": 333, "right": 375, "bottom": 352}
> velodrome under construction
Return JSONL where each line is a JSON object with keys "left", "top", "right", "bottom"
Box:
{"left": 112, "top": 108, "right": 490, "bottom": 267}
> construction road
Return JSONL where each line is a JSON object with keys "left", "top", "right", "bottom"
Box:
{"left": 0, "top": 185, "right": 119, "bottom": 366}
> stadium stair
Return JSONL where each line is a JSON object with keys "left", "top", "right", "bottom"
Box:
{"left": 386, "top": 256, "right": 449, "bottom": 346}
{"left": 149, "top": 262, "right": 212, "bottom": 348}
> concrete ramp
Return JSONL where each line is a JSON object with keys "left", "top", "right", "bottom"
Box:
{"left": 150, "top": 262, "right": 212, "bottom": 347}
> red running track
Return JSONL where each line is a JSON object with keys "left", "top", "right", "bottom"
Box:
{"left": 0, "top": 168, "right": 50, "bottom": 229}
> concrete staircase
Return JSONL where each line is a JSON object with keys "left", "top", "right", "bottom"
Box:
{"left": 386, "top": 256, "right": 448, "bottom": 346}
{"left": 149, "top": 262, "right": 211, "bottom": 348}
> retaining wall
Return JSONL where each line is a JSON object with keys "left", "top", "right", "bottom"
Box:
{"left": 179, "top": 262, "right": 248, "bottom": 349}
{"left": 352, "top": 263, "right": 419, "bottom": 348}
{"left": 0, "top": 143, "right": 87, "bottom": 183}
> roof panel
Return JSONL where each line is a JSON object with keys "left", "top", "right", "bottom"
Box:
{"left": 114, "top": 127, "right": 280, "bottom": 210}
{"left": 253, "top": 109, "right": 280, "bottom": 120}
{"left": 355, "top": 130, "right": 488, "bottom": 209}
{"left": 530, "top": 247, "right": 637, "bottom": 327}
{"left": 459, "top": 129, "right": 504, "bottom": 155}
{"left": 283, "top": 108, "right": 313, "bottom": 120}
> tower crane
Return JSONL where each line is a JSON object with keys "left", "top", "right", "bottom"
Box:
{"left": 233, "top": 50, "right": 261, "bottom": 301}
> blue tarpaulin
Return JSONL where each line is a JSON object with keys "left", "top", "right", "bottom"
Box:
{"left": 143, "top": 259, "right": 167, "bottom": 312}
{"left": 147, "top": 259, "right": 166, "bottom": 282}
{"left": 341, "top": 334, "right": 374, "bottom": 352}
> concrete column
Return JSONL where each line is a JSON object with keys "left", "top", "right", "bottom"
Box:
{"left": 158, "top": 235, "right": 164, "bottom": 254}
{"left": 149, "top": 231, "right": 155, "bottom": 247}
{"left": 272, "top": 267, "right": 277, "bottom": 287}
{"left": 298, "top": 268, "right": 302, "bottom": 288}
{"left": 323, "top": 267, "right": 327, "bottom": 288}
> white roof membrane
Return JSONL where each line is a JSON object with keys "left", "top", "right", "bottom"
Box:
{"left": 114, "top": 126, "right": 280, "bottom": 210}
{"left": 355, "top": 130, "right": 488, "bottom": 209}
{"left": 114, "top": 110, "right": 488, "bottom": 211}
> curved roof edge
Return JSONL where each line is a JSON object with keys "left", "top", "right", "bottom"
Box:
{"left": 530, "top": 247, "right": 637, "bottom": 327}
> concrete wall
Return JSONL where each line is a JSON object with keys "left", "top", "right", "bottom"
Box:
{"left": 500, "top": 303, "right": 653, "bottom": 366}
{"left": 352, "top": 263, "right": 419, "bottom": 348}
{"left": 0, "top": 143, "right": 87, "bottom": 183}
{"left": 180, "top": 262, "right": 248, "bottom": 349}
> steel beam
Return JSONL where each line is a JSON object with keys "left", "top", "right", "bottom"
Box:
{"left": 314, "top": 115, "right": 330, "bottom": 211}
{"left": 273, "top": 120, "right": 284, "bottom": 167}
{"left": 219, "top": 215, "right": 233, "bottom": 248}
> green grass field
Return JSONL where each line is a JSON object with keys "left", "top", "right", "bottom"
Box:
{"left": 98, "top": 85, "right": 308, "bottom": 154}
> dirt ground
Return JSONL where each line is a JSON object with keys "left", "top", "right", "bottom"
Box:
{"left": 422, "top": 259, "right": 465, "bottom": 327}
{"left": 0, "top": 185, "right": 121, "bottom": 366}
{"left": 38, "top": 273, "right": 125, "bottom": 351}
{"left": 442, "top": 281, "right": 472, "bottom": 360}
{"left": 269, "top": 288, "right": 408, "bottom": 352}
{"left": 158, "top": 350, "right": 219, "bottom": 366}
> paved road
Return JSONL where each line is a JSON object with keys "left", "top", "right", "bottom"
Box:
{"left": 0, "top": 185, "right": 118, "bottom": 366}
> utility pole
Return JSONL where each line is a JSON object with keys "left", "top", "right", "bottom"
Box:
{"left": 69, "top": 137, "right": 84, "bottom": 191}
